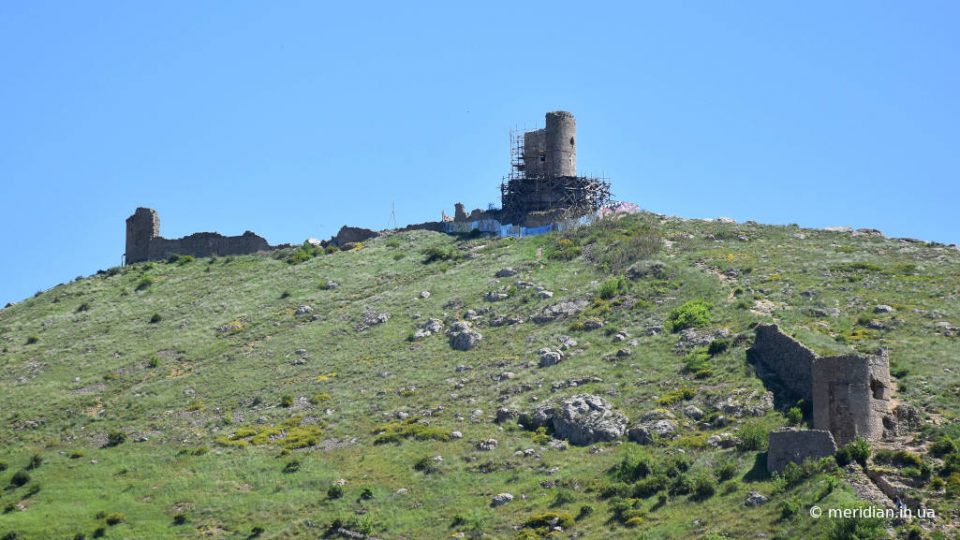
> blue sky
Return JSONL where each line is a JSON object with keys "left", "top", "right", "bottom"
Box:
{"left": 2, "top": 1, "right": 958, "bottom": 306}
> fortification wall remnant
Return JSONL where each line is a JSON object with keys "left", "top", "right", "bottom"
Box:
{"left": 749, "top": 324, "right": 892, "bottom": 447}
{"left": 767, "top": 428, "right": 837, "bottom": 472}
{"left": 747, "top": 324, "right": 815, "bottom": 403}
{"left": 124, "top": 207, "right": 273, "bottom": 264}
{"left": 812, "top": 354, "right": 891, "bottom": 445}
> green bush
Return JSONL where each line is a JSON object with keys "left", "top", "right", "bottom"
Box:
{"left": 9, "top": 470, "right": 30, "bottom": 487}
{"left": 614, "top": 451, "right": 654, "bottom": 482}
{"left": 280, "top": 394, "right": 294, "bottom": 408}
{"left": 26, "top": 454, "right": 42, "bottom": 470}
{"left": 522, "top": 512, "right": 575, "bottom": 530}
{"left": 657, "top": 386, "right": 695, "bottom": 406}
{"left": 421, "top": 245, "right": 462, "bottom": 264}
{"left": 105, "top": 513, "right": 124, "bottom": 526}
{"left": 147, "top": 357, "right": 160, "bottom": 368}
{"left": 786, "top": 407, "right": 803, "bottom": 426}
{"left": 690, "top": 473, "right": 717, "bottom": 500}
{"left": 282, "top": 460, "right": 300, "bottom": 473}
{"left": 373, "top": 419, "right": 451, "bottom": 444}
{"left": 575, "top": 505, "right": 594, "bottom": 521}
{"left": 149, "top": 313, "right": 162, "bottom": 324}
{"left": 598, "top": 276, "right": 627, "bottom": 300}
{"left": 413, "top": 456, "right": 440, "bottom": 474}
{"left": 779, "top": 496, "right": 800, "bottom": 519}
{"left": 285, "top": 241, "right": 324, "bottom": 264}
{"left": 105, "top": 431, "right": 126, "bottom": 448}
{"left": 715, "top": 460, "right": 738, "bottom": 482}
{"left": 135, "top": 276, "right": 154, "bottom": 291}
{"left": 737, "top": 422, "right": 768, "bottom": 451}
{"left": 327, "top": 485, "right": 344, "bottom": 499}
{"left": 167, "top": 254, "right": 194, "bottom": 265}
{"left": 930, "top": 436, "right": 957, "bottom": 457}
{"left": 667, "top": 300, "right": 712, "bottom": 332}
{"left": 836, "top": 439, "right": 871, "bottom": 467}
{"left": 25, "top": 336, "right": 39, "bottom": 345}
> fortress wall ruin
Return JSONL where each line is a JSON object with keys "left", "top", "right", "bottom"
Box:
{"left": 125, "top": 207, "right": 272, "bottom": 264}
{"left": 750, "top": 324, "right": 892, "bottom": 448}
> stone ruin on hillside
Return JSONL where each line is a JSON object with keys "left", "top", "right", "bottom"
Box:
{"left": 747, "top": 324, "right": 897, "bottom": 472}
{"left": 499, "top": 111, "right": 611, "bottom": 227}
{"left": 125, "top": 207, "right": 274, "bottom": 264}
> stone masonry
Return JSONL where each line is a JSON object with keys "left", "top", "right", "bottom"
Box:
{"left": 767, "top": 428, "right": 837, "bottom": 473}
{"left": 749, "top": 324, "right": 892, "bottom": 447}
{"left": 125, "top": 207, "right": 273, "bottom": 264}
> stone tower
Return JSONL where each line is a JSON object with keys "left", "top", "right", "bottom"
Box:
{"left": 125, "top": 207, "right": 160, "bottom": 264}
{"left": 521, "top": 111, "right": 577, "bottom": 178}
{"left": 544, "top": 110, "right": 576, "bottom": 177}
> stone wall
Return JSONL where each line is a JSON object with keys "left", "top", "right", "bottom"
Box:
{"left": 125, "top": 207, "right": 273, "bottom": 263}
{"left": 767, "top": 428, "right": 837, "bottom": 473}
{"left": 147, "top": 231, "right": 271, "bottom": 261}
{"left": 747, "top": 324, "right": 816, "bottom": 403}
{"left": 749, "top": 324, "right": 892, "bottom": 447}
{"left": 813, "top": 354, "right": 892, "bottom": 446}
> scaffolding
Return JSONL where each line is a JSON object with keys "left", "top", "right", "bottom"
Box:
{"left": 501, "top": 128, "right": 610, "bottom": 224}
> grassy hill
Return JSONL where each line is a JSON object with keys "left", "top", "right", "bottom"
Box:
{"left": 1, "top": 212, "right": 959, "bottom": 539}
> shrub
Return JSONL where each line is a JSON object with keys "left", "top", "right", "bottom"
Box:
{"left": 280, "top": 394, "right": 294, "bottom": 408}
{"left": 359, "top": 487, "right": 374, "bottom": 500}
{"left": 836, "top": 439, "right": 871, "bottom": 467}
{"left": 780, "top": 496, "right": 800, "bottom": 519}
{"left": 786, "top": 407, "right": 803, "bottom": 426}
{"left": 575, "top": 505, "right": 594, "bottom": 521}
{"left": 9, "top": 470, "right": 30, "bottom": 487}
{"left": 874, "top": 449, "right": 922, "bottom": 468}
{"left": 173, "top": 514, "right": 188, "bottom": 525}
{"left": 147, "top": 357, "right": 160, "bottom": 368}
{"left": 413, "top": 456, "right": 440, "bottom": 474}
{"left": 282, "top": 460, "right": 301, "bottom": 473}
{"left": 0, "top": 461, "right": 6, "bottom": 472}
{"left": 614, "top": 451, "right": 654, "bottom": 482}
{"left": 250, "top": 526, "right": 265, "bottom": 537}
{"left": 385, "top": 238, "right": 401, "bottom": 249}
{"left": 76, "top": 302, "right": 91, "bottom": 313}
{"left": 373, "top": 419, "right": 451, "bottom": 444}
{"left": 25, "top": 336, "right": 39, "bottom": 345}
{"left": 551, "top": 489, "right": 576, "bottom": 507}
{"left": 707, "top": 338, "right": 729, "bottom": 356}
{"left": 598, "top": 277, "right": 627, "bottom": 300}
{"left": 531, "top": 426, "right": 551, "bottom": 445}
{"left": 285, "top": 241, "right": 324, "bottom": 264}
{"left": 421, "top": 245, "right": 462, "bottom": 264}
{"left": 657, "top": 386, "right": 695, "bottom": 406}
{"left": 667, "top": 300, "right": 711, "bottom": 332}
{"left": 149, "top": 313, "right": 162, "bottom": 324}
{"left": 135, "top": 276, "right": 154, "bottom": 291}
{"left": 104, "top": 513, "right": 125, "bottom": 526}
{"left": 326, "top": 485, "right": 344, "bottom": 499}
{"left": 167, "top": 254, "right": 194, "bottom": 265}
{"left": 930, "top": 436, "right": 957, "bottom": 457}
{"left": 26, "top": 454, "right": 42, "bottom": 470}
{"left": 715, "top": 460, "right": 738, "bottom": 482}
{"left": 522, "top": 512, "right": 575, "bottom": 530}
{"left": 92, "top": 528, "right": 106, "bottom": 538}
{"left": 827, "top": 510, "right": 885, "bottom": 540}
{"left": 737, "top": 422, "right": 768, "bottom": 451}
{"left": 690, "top": 473, "right": 717, "bottom": 500}
{"left": 105, "top": 431, "right": 126, "bottom": 448}
{"left": 309, "top": 392, "right": 331, "bottom": 404}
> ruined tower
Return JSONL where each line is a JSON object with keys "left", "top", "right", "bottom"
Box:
{"left": 812, "top": 355, "right": 892, "bottom": 445}
{"left": 544, "top": 110, "right": 576, "bottom": 177}
{"left": 125, "top": 207, "right": 160, "bottom": 264}
{"left": 502, "top": 111, "right": 609, "bottom": 226}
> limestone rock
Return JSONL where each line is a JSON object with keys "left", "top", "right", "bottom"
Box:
{"left": 447, "top": 321, "right": 482, "bottom": 351}
{"left": 545, "top": 394, "right": 628, "bottom": 446}
{"left": 491, "top": 493, "right": 514, "bottom": 507}
{"left": 745, "top": 491, "right": 769, "bottom": 507}
{"left": 495, "top": 268, "right": 518, "bottom": 278}
{"left": 538, "top": 348, "right": 564, "bottom": 368}
{"left": 532, "top": 300, "right": 588, "bottom": 324}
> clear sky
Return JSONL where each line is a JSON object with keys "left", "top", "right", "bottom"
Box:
{"left": 2, "top": 1, "right": 958, "bottom": 306}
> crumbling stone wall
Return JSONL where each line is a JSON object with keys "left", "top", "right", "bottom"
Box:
{"left": 813, "top": 354, "right": 891, "bottom": 445}
{"left": 747, "top": 324, "right": 815, "bottom": 403}
{"left": 767, "top": 428, "right": 837, "bottom": 472}
{"left": 330, "top": 225, "right": 378, "bottom": 247}
{"left": 749, "top": 324, "right": 892, "bottom": 446}
{"left": 125, "top": 207, "right": 272, "bottom": 263}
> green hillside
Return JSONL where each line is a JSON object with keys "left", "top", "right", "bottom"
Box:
{"left": 1, "top": 213, "right": 958, "bottom": 539}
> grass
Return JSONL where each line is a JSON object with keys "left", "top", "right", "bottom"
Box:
{"left": 0, "top": 214, "right": 958, "bottom": 538}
